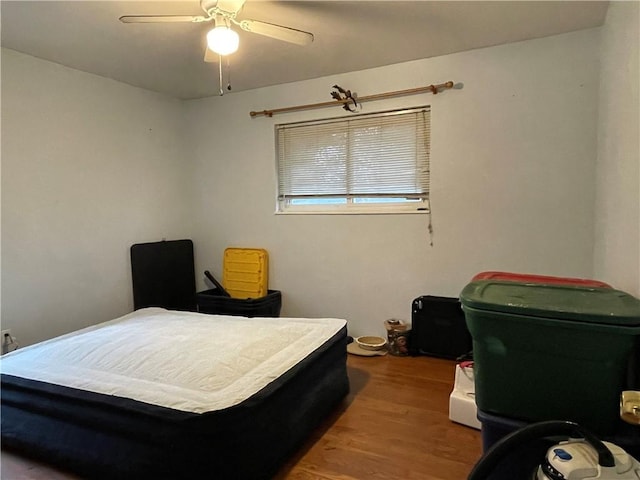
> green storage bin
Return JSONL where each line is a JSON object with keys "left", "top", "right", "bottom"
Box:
{"left": 460, "top": 280, "right": 640, "bottom": 435}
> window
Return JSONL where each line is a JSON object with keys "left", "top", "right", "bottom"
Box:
{"left": 275, "top": 106, "right": 431, "bottom": 214}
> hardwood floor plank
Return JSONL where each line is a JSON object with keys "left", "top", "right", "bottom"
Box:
{"left": 278, "top": 354, "right": 482, "bottom": 480}
{"left": 1, "top": 354, "right": 483, "bottom": 479}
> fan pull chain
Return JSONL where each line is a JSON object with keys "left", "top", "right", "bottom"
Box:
{"left": 218, "top": 54, "right": 224, "bottom": 96}
{"left": 217, "top": 55, "right": 233, "bottom": 95}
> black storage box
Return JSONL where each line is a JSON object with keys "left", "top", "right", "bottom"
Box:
{"left": 410, "top": 295, "right": 472, "bottom": 359}
{"left": 197, "top": 288, "right": 282, "bottom": 318}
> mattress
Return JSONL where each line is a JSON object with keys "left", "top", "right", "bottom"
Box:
{"left": 1, "top": 308, "right": 349, "bottom": 479}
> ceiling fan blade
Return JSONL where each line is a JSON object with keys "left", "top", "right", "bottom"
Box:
{"left": 119, "top": 15, "right": 208, "bottom": 24}
{"left": 238, "top": 20, "right": 313, "bottom": 46}
{"left": 214, "top": 0, "right": 246, "bottom": 14}
{"left": 204, "top": 47, "right": 218, "bottom": 63}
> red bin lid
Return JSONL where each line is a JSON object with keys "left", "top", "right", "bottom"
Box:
{"left": 471, "top": 271, "right": 611, "bottom": 288}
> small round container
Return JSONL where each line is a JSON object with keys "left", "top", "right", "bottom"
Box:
{"left": 355, "top": 336, "right": 387, "bottom": 351}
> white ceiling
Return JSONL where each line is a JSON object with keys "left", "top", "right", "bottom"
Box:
{"left": 1, "top": 1, "right": 609, "bottom": 100}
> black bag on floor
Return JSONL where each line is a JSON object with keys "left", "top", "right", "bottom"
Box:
{"left": 410, "top": 295, "right": 472, "bottom": 359}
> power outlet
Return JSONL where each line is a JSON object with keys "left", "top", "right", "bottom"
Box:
{"left": 1, "top": 329, "right": 17, "bottom": 354}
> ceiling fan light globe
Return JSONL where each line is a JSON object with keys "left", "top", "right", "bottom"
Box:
{"left": 207, "top": 26, "right": 239, "bottom": 55}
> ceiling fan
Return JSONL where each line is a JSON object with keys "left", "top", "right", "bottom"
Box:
{"left": 119, "top": 0, "right": 314, "bottom": 61}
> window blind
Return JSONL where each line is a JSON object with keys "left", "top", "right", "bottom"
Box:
{"left": 276, "top": 107, "right": 431, "bottom": 208}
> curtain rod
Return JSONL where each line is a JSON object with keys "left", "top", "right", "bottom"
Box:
{"left": 249, "top": 81, "right": 455, "bottom": 118}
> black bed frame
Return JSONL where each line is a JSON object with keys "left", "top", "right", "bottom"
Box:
{"left": 1, "top": 328, "right": 349, "bottom": 479}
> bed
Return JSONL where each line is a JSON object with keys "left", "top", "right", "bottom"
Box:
{"left": 1, "top": 307, "right": 349, "bottom": 479}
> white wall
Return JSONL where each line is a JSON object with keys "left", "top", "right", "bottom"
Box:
{"left": 4, "top": 24, "right": 625, "bottom": 345}
{"left": 1, "top": 49, "right": 193, "bottom": 346}
{"left": 186, "top": 29, "right": 601, "bottom": 338}
{"left": 594, "top": 1, "right": 640, "bottom": 297}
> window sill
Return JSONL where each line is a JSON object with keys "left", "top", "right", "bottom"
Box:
{"left": 275, "top": 207, "right": 430, "bottom": 215}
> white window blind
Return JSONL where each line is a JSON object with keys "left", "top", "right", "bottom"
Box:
{"left": 276, "top": 106, "right": 431, "bottom": 214}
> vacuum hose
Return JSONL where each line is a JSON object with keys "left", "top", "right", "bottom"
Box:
{"left": 467, "top": 420, "right": 615, "bottom": 480}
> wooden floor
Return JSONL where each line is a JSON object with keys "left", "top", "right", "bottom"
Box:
{"left": 1, "top": 354, "right": 483, "bottom": 480}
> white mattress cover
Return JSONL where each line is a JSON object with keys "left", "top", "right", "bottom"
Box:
{"left": 0, "top": 308, "right": 346, "bottom": 414}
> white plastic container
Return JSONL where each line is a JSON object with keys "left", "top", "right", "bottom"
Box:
{"left": 449, "top": 363, "right": 481, "bottom": 429}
